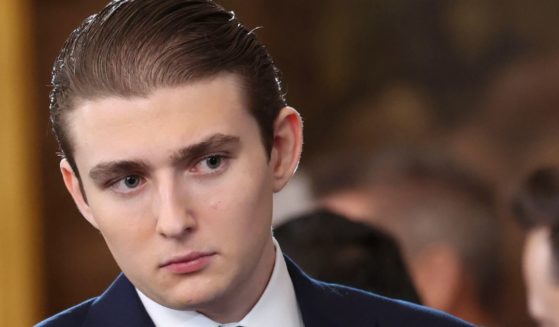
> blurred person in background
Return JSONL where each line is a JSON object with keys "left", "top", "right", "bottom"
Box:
{"left": 448, "top": 52, "right": 559, "bottom": 193}
{"left": 444, "top": 51, "right": 559, "bottom": 327}
{"left": 513, "top": 167, "right": 559, "bottom": 327}
{"left": 309, "top": 148, "right": 504, "bottom": 327}
{"left": 274, "top": 209, "right": 421, "bottom": 304}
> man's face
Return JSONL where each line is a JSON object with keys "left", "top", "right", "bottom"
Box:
{"left": 61, "top": 74, "right": 300, "bottom": 321}
{"left": 523, "top": 228, "right": 559, "bottom": 327}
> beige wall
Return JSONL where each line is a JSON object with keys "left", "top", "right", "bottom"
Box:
{"left": 0, "top": 0, "right": 43, "bottom": 325}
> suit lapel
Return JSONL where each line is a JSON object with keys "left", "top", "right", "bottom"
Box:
{"left": 83, "top": 273, "right": 155, "bottom": 327}
{"left": 284, "top": 255, "right": 337, "bottom": 327}
{"left": 285, "top": 255, "right": 380, "bottom": 327}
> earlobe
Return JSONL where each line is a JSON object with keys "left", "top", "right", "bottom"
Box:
{"left": 60, "top": 159, "right": 99, "bottom": 229}
{"left": 270, "top": 106, "right": 303, "bottom": 192}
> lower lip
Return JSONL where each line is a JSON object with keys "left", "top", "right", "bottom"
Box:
{"left": 164, "top": 255, "right": 214, "bottom": 274}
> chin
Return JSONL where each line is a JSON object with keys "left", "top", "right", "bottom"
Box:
{"left": 159, "top": 280, "right": 229, "bottom": 311}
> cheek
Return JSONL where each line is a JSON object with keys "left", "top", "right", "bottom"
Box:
{"left": 196, "top": 161, "right": 273, "bottom": 236}
{"left": 88, "top": 193, "right": 155, "bottom": 251}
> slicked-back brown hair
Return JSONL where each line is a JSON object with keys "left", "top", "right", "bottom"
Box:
{"left": 50, "top": 0, "right": 286, "bottom": 178}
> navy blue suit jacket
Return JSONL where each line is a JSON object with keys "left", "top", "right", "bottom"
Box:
{"left": 36, "top": 256, "right": 473, "bottom": 326}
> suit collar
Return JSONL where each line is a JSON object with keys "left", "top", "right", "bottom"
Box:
{"left": 284, "top": 255, "right": 334, "bottom": 327}
{"left": 83, "top": 273, "right": 154, "bottom": 327}
{"left": 285, "top": 255, "right": 380, "bottom": 327}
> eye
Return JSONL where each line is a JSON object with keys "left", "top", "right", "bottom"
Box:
{"left": 110, "top": 174, "right": 145, "bottom": 194}
{"left": 191, "top": 155, "right": 228, "bottom": 175}
{"left": 205, "top": 156, "right": 222, "bottom": 169}
{"left": 123, "top": 175, "right": 141, "bottom": 188}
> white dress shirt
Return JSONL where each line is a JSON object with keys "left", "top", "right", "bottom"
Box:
{"left": 137, "top": 238, "right": 304, "bottom": 327}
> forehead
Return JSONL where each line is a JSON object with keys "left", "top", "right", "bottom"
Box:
{"left": 66, "top": 74, "right": 255, "bottom": 164}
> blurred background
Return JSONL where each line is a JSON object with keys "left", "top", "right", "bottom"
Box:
{"left": 3, "top": 0, "right": 559, "bottom": 325}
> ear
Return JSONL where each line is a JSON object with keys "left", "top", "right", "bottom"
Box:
{"left": 60, "top": 159, "right": 99, "bottom": 229}
{"left": 270, "top": 106, "right": 303, "bottom": 192}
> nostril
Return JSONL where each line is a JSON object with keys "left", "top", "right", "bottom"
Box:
{"left": 155, "top": 206, "right": 197, "bottom": 238}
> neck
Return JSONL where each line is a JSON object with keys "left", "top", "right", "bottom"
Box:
{"left": 451, "top": 304, "right": 498, "bottom": 327}
{"left": 449, "top": 284, "right": 499, "bottom": 327}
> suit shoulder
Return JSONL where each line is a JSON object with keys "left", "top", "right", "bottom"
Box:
{"left": 319, "top": 282, "right": 474, "bottom": 326}
{"left": 34, "top": 298, "right": 96, "bottom": 327}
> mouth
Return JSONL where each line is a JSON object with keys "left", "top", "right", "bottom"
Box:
{"left": 160, "top": 252, "right": 216, "bottom": 274}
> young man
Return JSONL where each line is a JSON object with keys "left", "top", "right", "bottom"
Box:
{"left": 37, "top": 1, "right": 473, "bottom": 326}
{"left": 513, "top": 167, "right": 559, "bottom": 327}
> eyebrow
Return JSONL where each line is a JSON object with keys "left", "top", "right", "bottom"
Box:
{"left": 89, "top": 160, "right": 150, "bottom": 184}
{"left": 169, "top": 133, "right": 240, "bottom": 166}
{"left": 88, "top": 133, "right": 240, "bottom": 183}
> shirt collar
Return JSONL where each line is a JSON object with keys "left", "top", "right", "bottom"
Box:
{"left": 136, "top": 238, "right": 303, "bottom": 327}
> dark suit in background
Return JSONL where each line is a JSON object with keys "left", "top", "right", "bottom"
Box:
{"left": 275, "top": 209, "right": 421, "bottom": 304}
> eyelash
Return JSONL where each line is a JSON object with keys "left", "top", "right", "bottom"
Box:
{"left": 190, "top": 154, "right": 230, "bottom": 175}
{"left": 108, "top": 174, "right": 146, "bottom": 195}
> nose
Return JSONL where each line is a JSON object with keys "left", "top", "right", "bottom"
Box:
{"left": 154, "top": 178, "right": 196, "bottom": 238}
